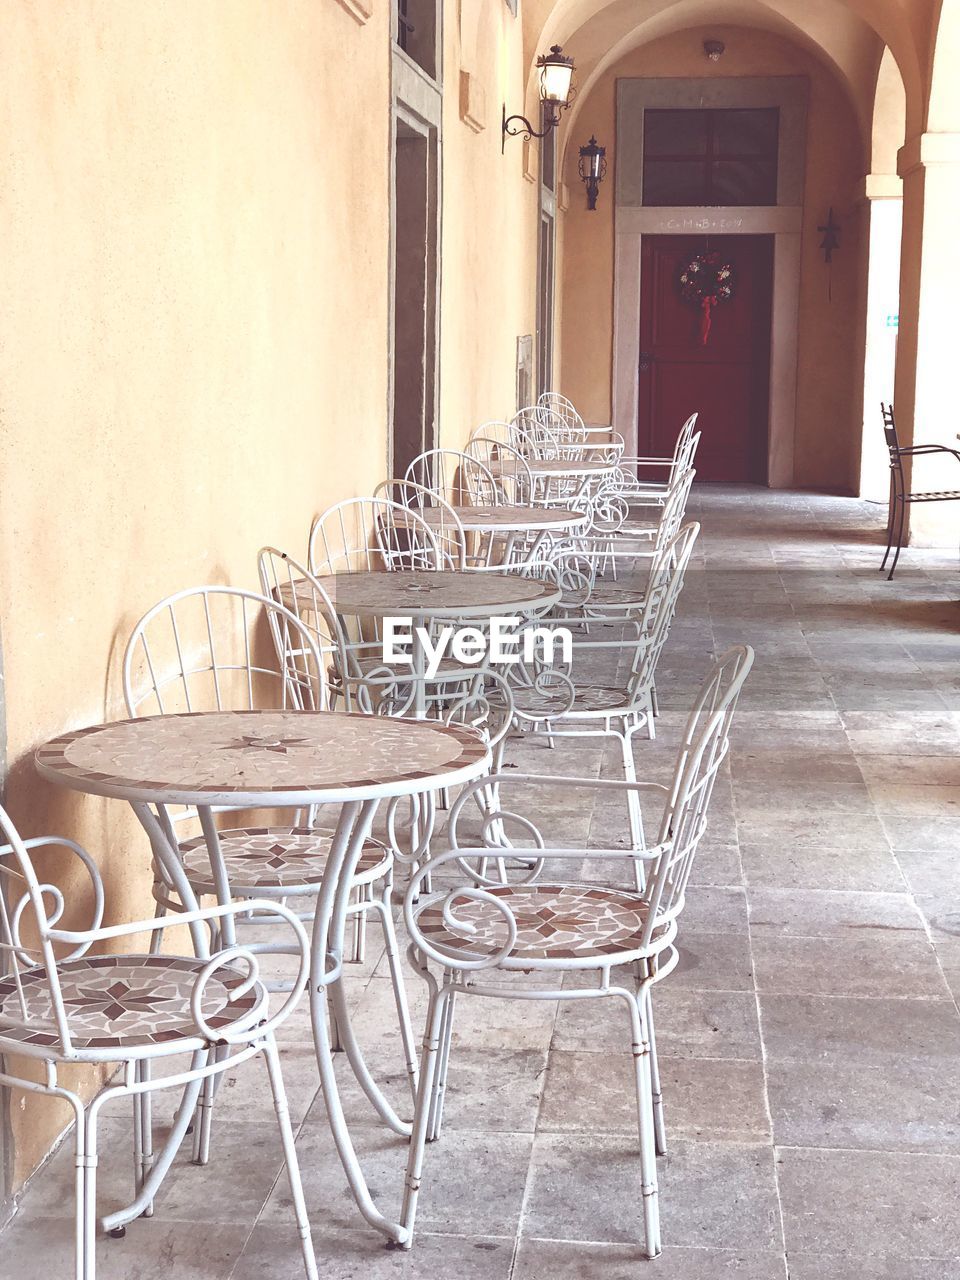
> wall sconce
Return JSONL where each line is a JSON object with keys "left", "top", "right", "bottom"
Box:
{"left": 703, "top": 39, "right": 725, "bottom": 61}
{"left": 502, "top": 45, "right": 575, "bottom": 153}
{"left": 578, "top": 136, "right": 607, "bottom": 211}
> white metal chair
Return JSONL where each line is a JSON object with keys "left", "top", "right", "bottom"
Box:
{"left": 402, "top": 450, "right": 501, "bottom": 511}
{"left": 0, "top": 804, "right": 318, "bottom": 1280}
{"left": 398, "top": 644, "right": 755, "bottom": 1259}
{"left": 308, "top": 495, "right": 449, "bottom": 576}
{"left": 375, "top": 478, "right": 469, "bottom": 571}
{"left": 509, "top": 522, "right": 701, "bottom": 856}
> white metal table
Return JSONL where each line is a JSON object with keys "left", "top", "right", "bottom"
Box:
{"left": 36, "top": 707, "right": 491, "bottom": 1246}
{"left": 287, "top": 569, "right": 562, "bottom": 717}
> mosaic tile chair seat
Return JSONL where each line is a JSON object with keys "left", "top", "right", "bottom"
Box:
{"left": 0, "top": 807, "right": 318, "bottom": 1280}
{"left": 400, "top": 645, "right": 754, "bottom": 1261}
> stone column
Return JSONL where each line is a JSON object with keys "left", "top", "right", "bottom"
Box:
{"left": 894, "top": 132, "right": 960, "bottom": 543}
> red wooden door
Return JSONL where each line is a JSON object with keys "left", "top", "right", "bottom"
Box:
{"left": 638, "top": 234, "right": 773, "bottom": 484}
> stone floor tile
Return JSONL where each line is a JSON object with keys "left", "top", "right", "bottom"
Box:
{"left": 538, "top": 1050, "right": 769, "bottom": 1143}
{"left": 552, "top": 989, "right": 763, "bottom": 1060}
{"left": 747, "top": 887, "right": 923, "bottom": 936}
{"left": 260, "top": 1123, "right": 533, "bottom": 1240}
{"left": 513, "top": 1238, "right": 788, "bottom": 1278}
{"left": 750, "top": 932, "right": 950, "bottom": 999}
{"left": 759, "top": 994, "right": 960, "bottom": 1067}
{"left": 235, "top": 1227, "right": 515, "bottom": 1280}
{"left": 786, "top": 1256, "right": 955, "bottom": 1280}
{"left": 776, "top": 1147, "right": 960, "bottom": 1259}
{"left": 880, "top": 814, "right": 960, "bottom": 852}
{"left": 865, "top": 782, "right": 960, "bottom": 818}
{"left": 739, "top": 842, "right": 906, "bottom": 893}
{"left": 766, "top": 1058, "right": 960, "bottom": 1153}
{"left": 671, "top": 887, "right": 749, "bottom": 935}
{"left": 0, "top": 1216, "right": 245, "bottom": 1279}
{"left": 735, "top": 811, "right": 890, "bottom": 852}
{"left": 669, "top": 930, "right": 755, "bottom": 991}
{"left": 523, "top": 1135, "right": 781, "bottom": 1251}
{"left": 894, "top": 847, "right": 960, "bottom": 898}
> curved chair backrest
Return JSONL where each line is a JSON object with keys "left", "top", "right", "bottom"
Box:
{"left": 464, "top": 437, "right": 534, "bottom": 507}
{"left": 123, "top": 585, "right": 327, "bottom": 719}
{"left": 513, "top": 406, "right": 559, "bottom": 458}
{"left": 308, "top": 496, "right": 448, "bottom": 575}
{"left": 881, "top": 402, "right": 902, "bottom": 468}
{"left": 374, "top": 479, "right": 467, "bottom": 570}
{"left": 403, "top": 449, "right": 500, "bottom": 511}
{"left": 631, "top": 521, "right": 700, "bottom": 700}
{"left": 645, "top": 644, "right": 754, "bottom": 935}
{"left": 654, "top": 467, "right": 696, "bottom": 553}
{"left": 538, "top": 391, "right": 582, "bottom": 431}
{"left": 258, "top": 542, "right": 352, "bottom": 670}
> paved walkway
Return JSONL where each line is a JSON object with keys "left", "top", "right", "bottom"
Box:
{"left": 4, "top": 486, "right": 960, "bottom": 1278}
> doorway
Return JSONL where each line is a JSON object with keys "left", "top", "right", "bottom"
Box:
{"left": 638, "top": 234, "right": 773, "bottom": 483}
{"left": 638, "top": 235, "right": 774, "bottom": 483}
{"left": 392, "top": 119, "right": 438, "bottom": 480}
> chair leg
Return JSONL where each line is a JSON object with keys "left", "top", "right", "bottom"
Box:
{"left": 72, "top": 1100, "right": 87, "bottom": 1280}
{"left": 620, "top": 990, "right": 661, "bottom": 1259}
{"left": 350, "top": 885, "right": 367, "bottom": 965}
{"left": 644, "top": 987, "right": 666, "bottom": 1157}
{"left": 426, "top": 990, "right": 457, "bottom": 1142}
{"left": 262, "top": 1034, "right": 319, "bottom": 1280}
{"left": 889, "top": 497, "right": 907, "bottom": 579}
{"left": 82, "top": 1105, "right": 100, "bottom": 1280}
{"left": 399, "top": 983, "right": 451, "bottom": 1248}
{"left": 880, "top": 474, "right": 895, "bottom": 571}
{"left": 192, "top": 1047, "right": 221, "bottom": 1165}
{"left": 133, "top": 1060, "right": 155, "bottom": 1216}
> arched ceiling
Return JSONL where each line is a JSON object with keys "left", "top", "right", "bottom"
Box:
{"left": 520, "top": 0, "right": 932, "bottom": 135}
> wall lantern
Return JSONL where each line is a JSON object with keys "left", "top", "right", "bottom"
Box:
{"left": 703, "top": 39, "right": 725, "bottom": 61}
{"left": 578, "top": 136, "right": 607, "bottom": 210}
{"left": 502, "top": 45, "right": 576, "bottom": 152}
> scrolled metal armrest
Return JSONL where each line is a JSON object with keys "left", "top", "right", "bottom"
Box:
{"left": 0, "top": 837, "right": 105, "bottom": 963}
{"left": 406, "top": 882, "right": 519, "bottom": 971}
{"left": 49, "top": 899, "right": 311, "bottom": 1044}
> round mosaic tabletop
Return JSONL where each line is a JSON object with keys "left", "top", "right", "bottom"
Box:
{"left": 36, "top": 709, "right": 490, "bottom": 807}
{"left": 402, "top": 505, "right": 586, "bottom": 533}
{"left": 286, "top": 569, "right": 560, "bottom": 619}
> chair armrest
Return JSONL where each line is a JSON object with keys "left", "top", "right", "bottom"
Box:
{"left": 900, "top": 444, "right": 960, "bottom": 462}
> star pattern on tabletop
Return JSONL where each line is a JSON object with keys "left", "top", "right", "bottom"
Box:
{"left": 224, "top": 734, "right": 312, "bottom": 756}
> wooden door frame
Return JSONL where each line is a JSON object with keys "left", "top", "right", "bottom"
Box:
{"left": 612, "top": 77, "right": 808, "bottom": 488}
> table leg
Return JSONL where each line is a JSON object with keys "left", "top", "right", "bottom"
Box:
{"left": 310, "top": 798, "right": 410, "bottom": 1245}
{"left": 410, "top": 627, "right": 428, "bottom": 719}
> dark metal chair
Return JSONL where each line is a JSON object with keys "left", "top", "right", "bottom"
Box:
{"left": 880, "top": 403, "right": 960, "bottom": 578}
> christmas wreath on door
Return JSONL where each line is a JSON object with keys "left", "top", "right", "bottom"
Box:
{"left": 678, "top": 251, "right": 736, "bottom": 344}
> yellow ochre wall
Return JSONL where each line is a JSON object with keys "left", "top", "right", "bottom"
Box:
{"left": 0, "top": 0, "right": 535, "bottom": 1188}
{"left": 556, "top": 25, "right": 867, "bottom": 492}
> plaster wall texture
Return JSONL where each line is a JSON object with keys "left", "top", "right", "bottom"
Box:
{"left": 556, "top": 25, "right": 866, "bottom": 492}
{"left": 441, "top": 3, "right": 539, "bottom": 444}
{"left": 0, "top": 0, "right": 533, "bottom": 1187}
